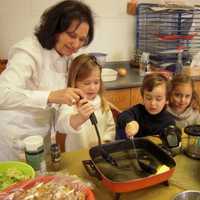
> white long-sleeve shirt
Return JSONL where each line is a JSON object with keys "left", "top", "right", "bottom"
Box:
{"left": 0, "top": 36, "right": 70, "bottom": 160}
{"left": 56, "top": 95, "right": 115, "bottom": 152}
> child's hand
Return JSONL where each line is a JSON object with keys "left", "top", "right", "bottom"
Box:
{"left": 77, "top": 98, "right": 95, "bottom": 121}
{"left": 125, "top": 121, "right": 139, "bottom": 137}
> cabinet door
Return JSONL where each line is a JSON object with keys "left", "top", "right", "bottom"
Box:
{"left": 194, "top": 80, "right": 200, "bottom": 96}
{"left": 104, "top": 88, "right": 131, "bottom": 111}
{"left": 130, "top": 87, "right": 142, "bottom": 106}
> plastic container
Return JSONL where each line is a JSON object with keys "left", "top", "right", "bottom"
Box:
{"left": 23, "top": 135, "right": 46, "bottom": 173}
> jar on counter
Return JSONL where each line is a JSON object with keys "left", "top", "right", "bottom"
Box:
{"left": 23, "top": 135, "right": 46, "bottom": 174}
{"left": 184, "top": 125, "right": 200, "bottom": 159}
{"left": 50, "top": 143, "right": 61, "bottom": 171}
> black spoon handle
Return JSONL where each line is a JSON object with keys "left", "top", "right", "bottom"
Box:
{"left": 89, "top": 112, "right": 118, "bottom": 167}
{"left": 89, "top": 113, "right": 98, "bottom": 125}
{"left": 90, "top": 113, "right": 101, "bottom": 146}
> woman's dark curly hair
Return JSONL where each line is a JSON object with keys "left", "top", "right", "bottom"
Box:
{"left": 35, "top": 0, "right": 94, "bottom": 49}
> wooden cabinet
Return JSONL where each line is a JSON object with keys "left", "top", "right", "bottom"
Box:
{"left": 104, "top": 87, "right": 142, "bottom": 111}
{"left": 130, "top": 87, "right": 142, "bottom": 106}
{"left": 104, "top": 88, "right": 131, "bottom": 111}
{"left": 194, "top": 80, "right": 200, "bottom": 96}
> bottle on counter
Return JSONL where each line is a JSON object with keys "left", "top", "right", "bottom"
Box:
{"left": 175, "top": 50, "right": 183, "bottom": 74}
{"left": 50, "top": 143, "right": 61, "bottom": 171}
{"left": 23, "top": 135, "right": 46, "bottom": 175}
{"left": 139, "top": 52, "right": 150, "bottom": 76}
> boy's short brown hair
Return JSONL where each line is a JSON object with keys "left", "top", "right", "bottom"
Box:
{"left": 140, "top": 73, "right": 170, "bottom": 98}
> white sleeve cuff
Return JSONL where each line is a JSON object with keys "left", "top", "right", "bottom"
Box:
{"left": 25, "top": 90, "right": 51, "bottom": 109}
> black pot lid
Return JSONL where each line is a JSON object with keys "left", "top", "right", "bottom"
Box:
{"left": 184, "top": 125, "right": 200, "bottom": 136}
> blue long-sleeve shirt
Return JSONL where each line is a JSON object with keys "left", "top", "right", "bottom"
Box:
{"left": 116, "top": 104, "right": 175, "bottom": 139}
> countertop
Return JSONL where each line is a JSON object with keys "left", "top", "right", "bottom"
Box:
{"left": 103, "top": 62, "right": 200, "bottom": 90}
{"left": 104, "top": 67, "right": 143, "bottom": 90}
{"left": 58, "top": 137, "right": 200, "bottom": 200}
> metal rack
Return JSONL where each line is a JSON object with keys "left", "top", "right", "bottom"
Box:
{"left": 135, "top": 3, "right": 200, "bottom": 71}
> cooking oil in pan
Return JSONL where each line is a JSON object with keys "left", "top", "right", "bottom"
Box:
{"left": 94, "top": 149, "right": 164, "bottom": 182}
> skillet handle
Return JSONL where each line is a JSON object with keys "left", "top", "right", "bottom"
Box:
{"left": 82, "top": 160, "right": 102, "bottom": 180}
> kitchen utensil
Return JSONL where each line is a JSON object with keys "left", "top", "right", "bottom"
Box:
{"left": 0, "top": 161, "right": 35, "bottom": 191}
{"left": 89, "top": 113, "right": 118, "bottom": 167}
{"left": 173, "top": 190, "right": 200, "bottom": 200}
{"left": 129, "top": 136, "right": 157, "bottom": 174}
{"left": 83, "top": 138, "right": 176, "bottom": 194}
{"left": 184, "top": 125, "right": 200, "bottom": 159}
{"left": 129, "top": 136, "right": 141, "bottom": 171}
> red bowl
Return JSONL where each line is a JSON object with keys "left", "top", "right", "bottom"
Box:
{"left": 1, "top": 175, "right": 95, "bottom": 200}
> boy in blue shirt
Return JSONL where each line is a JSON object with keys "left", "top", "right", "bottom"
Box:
{"left": 116, "top": 73, "right": 175, "bottom": 139}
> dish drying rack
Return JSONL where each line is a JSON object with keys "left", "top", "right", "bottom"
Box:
{"left": 135, "top": 3, "right": 200, "bottom": 72}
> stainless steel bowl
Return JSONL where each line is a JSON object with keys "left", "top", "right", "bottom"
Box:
{"left": 173, "top": 190, "right": 200, "bottom": 200}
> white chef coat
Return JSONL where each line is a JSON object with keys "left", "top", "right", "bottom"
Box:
{"left": 56, "top": 95, "right": 115, "bottom": 152}
{"left": 0, "top": 36, "right": 70, "bottom": 160}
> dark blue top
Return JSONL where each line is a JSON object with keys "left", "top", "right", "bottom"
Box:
{"left": 116, "top": 104, "right": 175, "bottom": 139}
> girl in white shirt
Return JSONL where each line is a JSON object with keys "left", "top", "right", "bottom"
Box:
{"left": 56, "top": 54, "right": 115, "bottom": 151}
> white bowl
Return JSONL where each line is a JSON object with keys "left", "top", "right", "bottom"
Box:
{"left": 102, "top": 68, "right": 118, "bottom": 82}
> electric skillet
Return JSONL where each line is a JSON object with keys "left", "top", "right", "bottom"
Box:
{"left": 83, "top": 139, "right": 175, "bottom": 194}
{"left": 82, "top": 114, "right": 176, "bottom": 200}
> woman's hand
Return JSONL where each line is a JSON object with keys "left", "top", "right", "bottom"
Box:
{"left": 125, "top": 121, "right": 139, "bottom": 138}
{"left": 69, "top": 98, "right": 95, "bottom": 129}
{"left": 48, "top": 87, "right": 84, "bottom": 106}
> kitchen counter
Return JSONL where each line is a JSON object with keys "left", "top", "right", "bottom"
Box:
{"left": 103, "top": 62, "right": 200, "bottom": 90}
{"left": 58, "top": 138, "right": 200, "bottom": 200}
{"left": 104, "top": 67, "right": 143, "bottom": 90}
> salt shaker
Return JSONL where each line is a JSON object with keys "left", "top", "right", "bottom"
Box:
{"left": 50, "top": 143, "right": 61, "bottom": 171}
{"left": 23, "top": 135, "right": 46, "bottom": 174}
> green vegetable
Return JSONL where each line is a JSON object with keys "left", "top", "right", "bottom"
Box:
{"left": 0, "top": 167, "right": 30, "bottom": 191}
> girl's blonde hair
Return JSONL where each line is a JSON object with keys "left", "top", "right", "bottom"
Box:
{"left": 140, "top": 73, "right": 170, "bottom": 99}
{"left": 169, "top": 73, "right": 200, "bottom": 110}
{"left": 68, "top": 54, "right": 109, "bottom": 112}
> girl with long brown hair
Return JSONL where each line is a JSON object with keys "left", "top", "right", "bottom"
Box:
{"left": 56, "top": 54, "right": 115, "bottom": 151}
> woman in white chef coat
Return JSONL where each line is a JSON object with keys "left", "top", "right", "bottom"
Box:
{"left": 0, "top": 0, "right": 94, "bottom": 160}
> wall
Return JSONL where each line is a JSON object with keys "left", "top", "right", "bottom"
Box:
{"left": 0, "top": 0, "right": 135, "bottom": 61}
